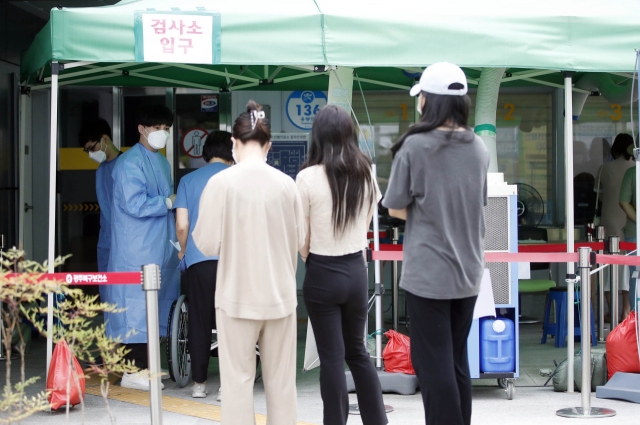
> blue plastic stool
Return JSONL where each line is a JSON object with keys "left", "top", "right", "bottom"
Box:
{"left": 541, "top": 287, "right": 597, "bottom": 348}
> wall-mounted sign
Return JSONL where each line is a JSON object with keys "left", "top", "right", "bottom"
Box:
{"left": 134, "top": 12, "right": 221, "bottom": 64}
{"left": 268, "top": 133, "right": 309, "bottom": 179}
{"left": 181, "top": 128, "right": 208, "bottom": 158}
{"left": 285, "top": 91, "right": 327, "bottom": 130}
{"left": 201, "top": 95, "right": 218, "bottom": 112}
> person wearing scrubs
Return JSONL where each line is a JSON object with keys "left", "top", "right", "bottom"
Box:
{"left": 79, "top": 118, "right": 121, "bottom": 272}
{"left": 108, "top": 104, "right": 180, "bottom": 391}
{"left": 173, "top": 131, "right": 233, "bottom": 399}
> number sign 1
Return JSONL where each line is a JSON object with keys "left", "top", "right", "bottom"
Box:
{"left": 286, "top": 91, "right": 328, "bottom": 130}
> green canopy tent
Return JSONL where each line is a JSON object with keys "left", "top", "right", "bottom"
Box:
{"left": 20, "top": 0, "right": 640, "bottom": 399}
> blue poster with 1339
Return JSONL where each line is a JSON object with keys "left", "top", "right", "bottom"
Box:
{"left": 286, "top": 90, "right": 327, "bottom": 130}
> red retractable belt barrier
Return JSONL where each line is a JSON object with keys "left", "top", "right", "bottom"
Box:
{"left": 368, "top": 243, "right": 403, "bottom": 251}
{"left": 367, "top": 231, "right": 391, "bottom": 240}
{"left": 517, "top": 242, "right": 637, "bottom": 252}
{"left": 370, "top": 242, "right": 638, "bottom": 253}
{"left": 4, "top": 272, "right": 142, "bottom": 285}
{"left": 369, "top": 243, "right": 640, "bottom": 265}
{"left": 518, "top": 242, "right": 603, "bottom": 252}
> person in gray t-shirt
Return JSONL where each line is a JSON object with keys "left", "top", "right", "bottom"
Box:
{"left": 382, "top": 62, "right": 489, "bottom": 425}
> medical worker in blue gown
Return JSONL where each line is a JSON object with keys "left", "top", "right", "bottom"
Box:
{"left": 79, "top": 117, "right": 121, "bottom": 268}
{"left": 80, "top": 118, "right": 121, "bottom": 342}
{"left": 107, "top": 104, "right": 180, "bottom": 391}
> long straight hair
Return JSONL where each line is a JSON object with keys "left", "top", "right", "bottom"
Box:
{"left": 300, "top": 105, "right": 374, "bottom": 236}
{"left": 390, "top": 91, "right": 471, "bottom": 157}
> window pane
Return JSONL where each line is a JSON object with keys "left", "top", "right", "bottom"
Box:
{"left": 352, "top": 91, "right": 415, "bottom": 193}
{"left": 469, "top": 92, "right": 555, "bottom": 225}
{"left": 573, "top": 96, "right": 635, "bottom": 225}
{"left": 354, "top": 90, "right": 555, "bottom": 226}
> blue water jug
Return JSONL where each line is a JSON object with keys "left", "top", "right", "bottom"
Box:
{"left": 480, "top": 318, "right": 515, "bottom": 373}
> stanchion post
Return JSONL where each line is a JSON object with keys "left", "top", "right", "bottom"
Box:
{"left": 557, "top": 247, "right": 615, "bottom": 418}
{"left": 391, "top": 227, "right": 399, "bottom": 331}
{"left": 142, "top": 264, "right": 163, "bottom": 425}
{"left": 579, "top": 248, "right": 592, "bottom": 412}
{"left": 596, "top": 226, "right": 605, "bottom": 342}
{"left": 610, "top": 237, "right": 620, "bottom": 331}
{"left": 585, "top": 223, "right": 594, "bottom": 242}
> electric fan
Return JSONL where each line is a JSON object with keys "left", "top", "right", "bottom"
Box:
{"left": 516, "top": 183, "right": 545, "bottom": 227}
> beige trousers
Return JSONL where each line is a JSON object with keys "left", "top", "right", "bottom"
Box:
{"left": 216, "top": 308, "right": 297, "bottom": 425}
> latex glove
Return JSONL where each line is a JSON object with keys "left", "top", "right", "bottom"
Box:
{"left": 166, "top": 193, "right": 177, "bottom": 209}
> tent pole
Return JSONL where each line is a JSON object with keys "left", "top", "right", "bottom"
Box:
{"left": 635, "top": 51, "right": 640, "bottom": 317}
{"left": 46, "top": 61, "right": 61, "bottom": 379}
{"left": 563, "top": 71, "right": 575, "bottom": 393}
{"left": 371, "top": 165, "right": 383, "bottom": 369}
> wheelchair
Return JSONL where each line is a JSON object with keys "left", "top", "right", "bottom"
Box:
{"left": 166, "top": 295, "right": 262, "bottom": 388}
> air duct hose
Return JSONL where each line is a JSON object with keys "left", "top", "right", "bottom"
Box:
{"left": 474, "top": 68, "right": 505, "bottom": 173}
{"left": 572, "top": 73, "right": 638, "bottom": 120}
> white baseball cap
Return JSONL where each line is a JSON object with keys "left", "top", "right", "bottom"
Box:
{"left": 409, "top": 62, "right": 468, "bottom": 97}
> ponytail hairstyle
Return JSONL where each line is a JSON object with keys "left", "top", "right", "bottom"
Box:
{"left": 300, "top": 105, "right": 374, "bottom": 236}
{"left": 390, "top": 91, "right": 471, "bottom": 157}
{"left": 232, "top": 100, "right": 271, "bottom": 146}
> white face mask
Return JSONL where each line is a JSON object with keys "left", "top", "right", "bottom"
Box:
{"left": 416, "top": 94, "right": 425, "bottom": 116}
{"left": 145, "top": 128, "right": 170, "bottom": 150}
{"left": 88, "top": 140, "right": 107, "bottom": 164}
{"left": 231, "top": 139, "right": 239, "bottom": 163}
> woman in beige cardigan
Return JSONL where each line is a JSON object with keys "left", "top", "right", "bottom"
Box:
{"left": 193, "top": 100, "right": 305, "bottom": 425}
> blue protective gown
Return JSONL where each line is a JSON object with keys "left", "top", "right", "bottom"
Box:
{"left": 106, "top": 142, "right": 180, "bottom": 344}
{"left": 96, "top": 153, "right": 121, "bottom": 271}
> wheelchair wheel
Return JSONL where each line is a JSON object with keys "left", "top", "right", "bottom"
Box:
{"left": 167, "top": 295, "right": 191, "bottom": 387}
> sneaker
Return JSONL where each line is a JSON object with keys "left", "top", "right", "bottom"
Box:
{"left": 192, "top": 382, "right": 208, "bottom": 398}
{"left": 216, "top": 387, "right": 222, "bottom": 402}
{"left": 161, "top": 368, "right": 170, "bottom": 380}
{"left": 121, "top": 371, "right": 165, "bottom": 391}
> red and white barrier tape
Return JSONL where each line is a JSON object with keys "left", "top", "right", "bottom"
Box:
{"left": 4, "top": 272, "right": 142, "bottom": 285}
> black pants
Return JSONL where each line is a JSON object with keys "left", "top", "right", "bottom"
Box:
{"left": 185, "top": 260, "right": 218, "bottom": 384}
{"left": 303, "top": 252, "right": 387, "bottom": 425}
{"left": 406, "top": 292, "right": 477, "bottom": 425}
{"left": 124, "top": 343, "right": 148, "bottom": 370}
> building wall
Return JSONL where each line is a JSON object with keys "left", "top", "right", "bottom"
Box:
{"left": 0, "top": 3, "right": 46, "bottom": 251}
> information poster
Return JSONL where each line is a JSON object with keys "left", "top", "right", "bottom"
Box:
{"left": 268, "top": 133, "right": 309, "bottom": 179}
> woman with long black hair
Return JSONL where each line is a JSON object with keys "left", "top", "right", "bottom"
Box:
{"left": 383, "top": 62, "right": 490, "bottom": 425}
{"left": 297, "top": 104, "right": 387, "bottom": 425}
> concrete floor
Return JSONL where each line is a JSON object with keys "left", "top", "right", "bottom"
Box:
{"left": 3, "top": 309, "right": 639, "bottom": 424}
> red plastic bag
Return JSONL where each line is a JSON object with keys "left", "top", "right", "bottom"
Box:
{"left": 47, "top": 339, "right": 86, "bottom": 410}
{"left": 606, "top": 311, "right": 640, "bottom": 380}
{"left": 383, "top": 330, "right": 416, "bottom": 375}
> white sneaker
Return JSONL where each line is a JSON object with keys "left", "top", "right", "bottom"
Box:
{"left": 192, "top": 382, "right": 208, "bottom": 398}
{"left": 121, "top": 371, "right": 165, "bottom": 391}
{"left": 216, "top": 387, "right": 222, "bottom": 402}
{"left": 161, "top": 368, "right": 170, "bottom": 380}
